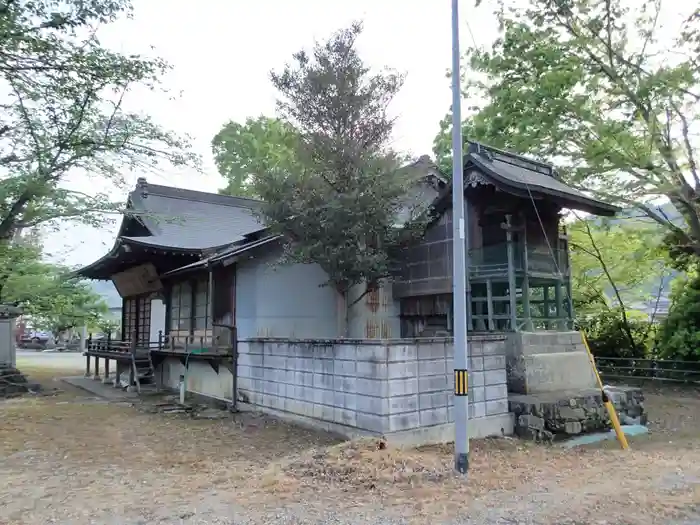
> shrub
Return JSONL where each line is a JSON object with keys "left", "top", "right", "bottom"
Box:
{"left": 577, "top": 308, "right": 653, "bottom": 359}
{"left": 656, "top": 273, "right": 700, "bottom": 361}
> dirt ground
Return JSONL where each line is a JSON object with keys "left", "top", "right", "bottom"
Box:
{"left": 1, "top": 362, "right": 699, "bottom": 525}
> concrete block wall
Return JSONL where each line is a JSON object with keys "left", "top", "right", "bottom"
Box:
{"left": 236, "top": 336, "right": 513, "bottom": 443}
{"left": 410, "top": 335, "right": 510, "bottom": 429}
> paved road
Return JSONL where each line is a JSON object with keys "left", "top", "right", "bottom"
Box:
{"left": 16, "top": 350, "right": 85, "bottom": 370}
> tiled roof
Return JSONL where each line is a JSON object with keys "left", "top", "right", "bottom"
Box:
{"left": 465, "top": 142, "right": 620, "bottom": 216}
{"left": 124, "top": 180, "right": 264, "bottom": 250}
{"left": 76, "top": 180, "right": 266, "bottom": 279}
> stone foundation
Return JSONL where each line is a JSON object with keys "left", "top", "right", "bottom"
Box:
{"left": 509, "top": 385, "right": 646, "bottom": 441}
{"left": 0, "top": 365, "right": 34, "bottom": 397}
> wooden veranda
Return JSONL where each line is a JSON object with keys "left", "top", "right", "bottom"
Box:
{"left": 83, "top": 328, "right": 238, "bottom": 395}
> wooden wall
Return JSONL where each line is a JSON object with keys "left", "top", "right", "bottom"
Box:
{"left": 393, "top": 184, "right": 563, "bottom": 299}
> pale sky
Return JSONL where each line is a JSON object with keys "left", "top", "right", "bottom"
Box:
{"left": 47, "top": 0, "right": 498, "bottom": 267}
{"left": 45, "top": 0, "right": 691, "bottom": 269}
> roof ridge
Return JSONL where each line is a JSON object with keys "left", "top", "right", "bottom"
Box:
{"left": 133, "top": 178, "right": 262, "bottom": 208}
{"left": 467, "top": 141, "right": 554, "bottom": 177}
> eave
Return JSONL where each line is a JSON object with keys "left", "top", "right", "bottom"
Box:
{"left": 161, "top": 234, "right": 281, "bottom": 279}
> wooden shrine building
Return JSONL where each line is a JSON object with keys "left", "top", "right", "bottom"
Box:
{"left": 393, "top": 142, "right": 619, "bottom": 336}
{"left": 75, "top": 142, "right": 619, "bottom": 405}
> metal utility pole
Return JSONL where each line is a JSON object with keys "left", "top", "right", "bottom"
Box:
{"left": 451, "top": 0, "right": 470, "bottom": 475}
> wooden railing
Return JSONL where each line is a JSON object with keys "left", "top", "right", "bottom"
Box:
{"left": 87, "top": 328, "right": 236, "bottom": 356}
{"left": 469, "top": 243, "right": 569, "bottom": 277}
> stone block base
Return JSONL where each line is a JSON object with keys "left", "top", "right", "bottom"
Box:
{"left": 0, "top": 366, "right": 40, "bottom": 397}
{"left": 509, "top": 385, "right": 646, "bottom": 442}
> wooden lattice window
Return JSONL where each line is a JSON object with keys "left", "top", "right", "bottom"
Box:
{"left": 124, "top": 298, "right": 137, "bottom": 342}
{"left": 137, "top": 297, "right": 150, "bottom": 343}
{"left": 123, "top": 295, "right": 152, "bottom": 344}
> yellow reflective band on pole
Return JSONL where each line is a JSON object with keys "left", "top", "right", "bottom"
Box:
{"left": 454, "top": 369, "right": 469, "bottom": 396}
{"left": 580, "top": 331, "right": 629, "bottom": 450}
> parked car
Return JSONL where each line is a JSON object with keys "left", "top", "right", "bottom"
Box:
{"left": 18, "top": 330, "right": 53, "bottom": 349}
{"left": 20, "top": 330, "right": 51, "bottom": 344}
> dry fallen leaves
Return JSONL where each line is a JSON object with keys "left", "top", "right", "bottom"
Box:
{"left": 1, "top": 365, "right": 699, "bottom": 525}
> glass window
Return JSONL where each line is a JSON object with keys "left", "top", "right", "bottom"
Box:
{"left": 170, "top": 306, "right": 180, "bottom": 330}
{"left": 180, "top": 282, "right": 192, "bottom": 307}
{"left": 169, "top": 282, "right": 192, "bottom": 332}
{"left": 193, "top": 279, "right": 210, "bottom": 330}
{"left": 168, "top": 279, "right": 212, "bottom": 334}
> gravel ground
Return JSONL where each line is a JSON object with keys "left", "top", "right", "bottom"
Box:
{"left": 1, "top": 363, "right": 699, "bottom": 525}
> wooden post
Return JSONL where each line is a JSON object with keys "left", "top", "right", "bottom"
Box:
{"left": 85, "top": 333, "right": 93, "bottom": 377}
{"left": 114, "top": 361, "right": 123, "bottom": 388}
{"left": 158, "top": 330, "right": 163, "bottom": 350}
{"left": 465, "top": 253, "right": 473, "bottom": 333}
{"left": 93, "top": 356, "right": 100, "bottom": 380}
{"left": 504, "top": 214, "right": 518, "bottom": 331}
{"left": 103, "top": 358, "right": 110, "bottom": 384}
{"left": 474, "top": 294, "right": 486, "bottom": 331}
{"left": 128, "top": 329, "right": 137, "bottom": 389}
{"left": 486, "top": 279, "right": 494, "bottom": 331}
{"left": 231, "top": 325, "right": 239, "bottom": 412}
{"left": 207, "top": 263, "right": 214, "bottom": 343}
{"left": 521, "top": 224, "right": 533, "bottom": 331}
{"left": 554, "top": 280, "right": 565, "bottom": 330}
{"left": 566, "top": 278, "right": 575, "bottom": 330}
{"left": 543, "top": 285, "right": 550, "bottom": 329}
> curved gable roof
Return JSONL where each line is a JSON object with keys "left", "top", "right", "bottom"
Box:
{"left": 464, "top": 142, "right": 619, "bottom": 216}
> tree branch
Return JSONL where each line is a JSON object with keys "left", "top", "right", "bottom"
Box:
{"left": 571, "top": 212, "right": 640, "bottom": 353}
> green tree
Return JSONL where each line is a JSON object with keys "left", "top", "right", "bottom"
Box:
{"left": 96, "top": 317, "right": 121, "bottom": 337}
{"left": 1, "top": 241, "right": 107, "bottom": 334}
{"left": 0, "top": 0, "right": 196, "bottom": 244}
{"left": 569, "top": 217, "right": 667, "bottom": 315}
{"left": 212, "top": 116, "right": 301, "bottom": 198}
{"left": 656, "top": 272, "right": 700, "bottom": 361}
{"left": 242, "top": 23, "right": 425, "bottom": 301}
{"left": 434, "top": 0, "right": 700, "bottom": 259}
{"left": 569, "top": 216, "right": 667, "bottom": 355}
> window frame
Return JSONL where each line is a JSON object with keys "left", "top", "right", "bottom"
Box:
{"left": 168, "top": 277, "right": 211, "bottom": 334}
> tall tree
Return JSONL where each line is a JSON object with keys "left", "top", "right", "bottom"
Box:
{"left": 434, "top": 0, "right": 700, "bottom": 258}
{"left": 212, "top": 116, "right": 301, "bottom": 198}
{"left": 569, "top": 217, "right": 668, "bottom": 313}
{"left": 0, "top": 0, "right": 196, "bottom": 243}
{"left": 252, "top": 22, "right": 424, "bottom": 299}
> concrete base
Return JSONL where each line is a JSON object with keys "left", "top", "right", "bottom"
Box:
{"left": 383, "top": 413, "right": 514, "bottom": 446}
{"left": 61, "top": 376, "right": 139, "bottom": 401}
{"left": 506, "top": 332, "right": 597, "bottom": 394}
{"left": 238, "top": 400, "right": 514, "bottom": 446}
